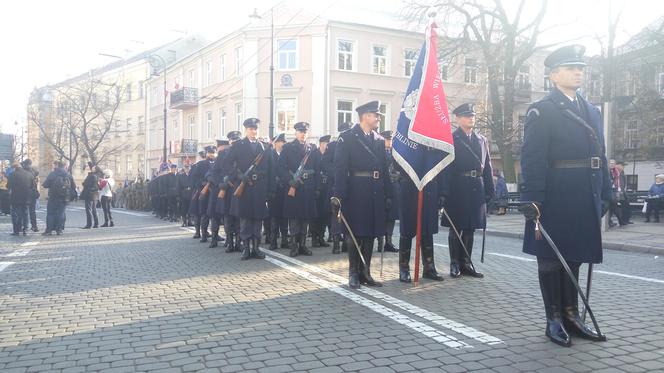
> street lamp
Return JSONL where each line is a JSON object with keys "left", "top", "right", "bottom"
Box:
{"left": 148, "top": 55, "right": 169, "bottom": 165}
{"left": 249, "top": 7, "right": 275, "bottom": 140}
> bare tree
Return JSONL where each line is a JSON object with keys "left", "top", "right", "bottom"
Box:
{"left": 402, "top": 0, "right": 551, "bottom": 182}
{"left": 29, "top": 74, "right": 125, "bottom": 172}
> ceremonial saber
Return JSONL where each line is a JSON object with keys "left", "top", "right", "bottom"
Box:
{"left": 331, "top": 197, "right": 369, "bottom": 279}
{"left": 481, "top": 210, "right": 487, "bottom": 263}
{"left": 582, "top": 263, "right": 594, "bottom": 322}
{"left": 441, "top": 208, "right": 476, "bottom": 272}
{"left": 535, "top": 217, "right": 604, "bottom": 338}
{"left": 414, "top": 190, "right": 423, "bottom": 283}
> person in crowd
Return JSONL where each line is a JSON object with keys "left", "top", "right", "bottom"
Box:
{"left": 21, "top": 159, "right": 40, "bottom": 232}
{"left": 41, "top": 160, "right": 76, "bottom": 235}
{"left": 8, "top": 161, "right": 34, "bottom": 236}
{"left": 99, "top": 169, "right": 115, "bottom": 227}
{"left": 645, "top": 174, "right": 664, "bottom": 223}
{"left": 80, "top": 163, "right": 101, "bottom": 229}
{"left": 494, "top": 170, "right": 508, "bottom": 215}
{"left": 0, "top": 171, "right": 10, "bottom": 215}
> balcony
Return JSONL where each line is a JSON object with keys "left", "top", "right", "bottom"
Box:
{"left": 514, "top": 85, "right": 532, "bottom": 103}
{"left": 170, "top": 87, "right": 198, "bottom": 109}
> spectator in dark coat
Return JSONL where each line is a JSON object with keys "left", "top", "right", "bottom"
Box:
{"left": 80, "top": 163, "right": 101, "bottom": 229}
{"left": 42, "top": 160, "right": 76, "bottom": 235}
{"left": 645, "top": 174, "right": 664, "bottom": 223}
{"left": 8, "top": 162, "right": 35, "bottom": 235}
{"left": 21, "top": 159, "right": 40, "bottom": 232}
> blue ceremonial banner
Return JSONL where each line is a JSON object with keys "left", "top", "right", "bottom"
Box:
{"left": 392, "top": 22, "right": 454, "bottom": 191}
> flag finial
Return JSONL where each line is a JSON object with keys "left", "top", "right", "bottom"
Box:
{"left": 427, "top": 8, "right": 437, "bottom": 19}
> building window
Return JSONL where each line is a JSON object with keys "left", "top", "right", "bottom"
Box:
{"left": 439, "top": 64, "right": 448, "bottom": 81}
{"left": 235, "top": 47, "right": 243, "bottom": 75}
{"left": 219, "top": 107, "right": 227, "bottom": 136}
{"left": 278, "top": 39, "right": 298, "bottom": 70}
{"left": 404, "top": 49, "right": 418, "bottom": 77}
{"left": 516, "top": 65, "right": 530, "bottom": 89}
{"left": 206, "top": 111, "right": 213, "bottom": 139}
{"left": 126, "top": 155, "right": 133, "bottom": 176}
{"left": 235, "top": 102, "right": 242, "bottom": 130}
{"left": 188, "top": 114, "right": 196, "bottom": 139}
{"left": 372, "top": 45, "right": 387, "bottom": 75}
{"left": 378, "top": 103, "right": 387, "bottom": 132}
{"left": 125, "top": 83, "right": 132, "bottom": 101}
{"left": 188, "top": 69, "right": 195, "bottom": 88}
{"left": 464, "top": 58, "right": 478, "bottom": 84}
{"left": 138, "top": 81, "right": 144, "bottom": 99}
{"left": 276, "top": 98, "right": 297, "bottom": 133}
{"left": 517, "top": 115, "right": 527, "bottom": 144}
{"left": 544, "top": 76, "right": 553, "bottom": 91}
{"left": 656, "top": 117, "right": 664, "bottom": 146}
{"left": 338, "top": 40, "right": 354, "bottom": 71}
{"left": 205, "top": 60, "right": 212, "bottom": 86}
{"left": 138, "top": 116, "right": 145, "bottom": 134}
{"left": 625, "top": 120, "right": 639, "bottom": 149}
{"left": 337, "top": 100, "right": 353, "bottom": 128}
{"left": 220, "top": 54, "right": 226, "bottom": 81}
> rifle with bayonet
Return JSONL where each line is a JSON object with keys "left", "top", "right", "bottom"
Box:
{"left": 288, "top": 145, "right": 312, "bottom": 198}
{"left": 233, "top": 151, "right": 265, "bottom": 197}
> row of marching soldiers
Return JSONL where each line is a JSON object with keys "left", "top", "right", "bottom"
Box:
{"left": 172, "top": 100, "right": 493, "bottom": 288}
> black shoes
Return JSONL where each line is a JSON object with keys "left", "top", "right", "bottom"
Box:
{"left": 101, "top": 223, "right": 109, "bottom": 227}
{"left": 563, "top": 307, "right": 606, "bottom": 342}
{"left": 360, "top": 274, "right": 383, "bottom": 287}
{"left": 423, "top": 265, "right": 444, "bottom": 281}
{"left": 81, "top": 226, "right": 91, "bottom": 229}
{"left": 546, "top": 317, "right": 572, "bottom": 347}
{"left": 460, "top": 264, "right": 484, "bottom": 278}
{"left": 348, "top": 273, "right": 360, "bottom": 289}
{"left": 42, "top": 231, "right": 53, "bottom": 236}
{"left": 399, "top": 268, "right": 412, "bottom": 283}
{"left": 450, "top": 263, "right": 461, "bottom": 278}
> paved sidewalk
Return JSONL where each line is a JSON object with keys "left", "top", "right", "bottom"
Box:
{"left": 486, "top": 212, "right": 664, "bottom": 254}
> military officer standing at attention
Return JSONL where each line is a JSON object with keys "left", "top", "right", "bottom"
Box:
{"left": 378, "top": 130, "right": 399, "bottom": 253}
{"left": 332, "top": 101, "right": 392, "bottom": 289}
{"left": 190, "top": 146, "right": 216, "bottom": 240}
{"left": 221, "top": 131, "right": 243, "bottom": 253}
{"left": 222, "top": 118, "right": 275, "bottom": 260}
{"left": 166, "top": 164, "right": 179, "bottom": 222}
{"left": 206, "top": 138, "right": 230, "bottom": 248}
{"left": 313, "top": 134, "right": 332, "bottom": 248}
{"left": 327, "top": 122, "right": 351, "bottom": 254}
{"left": 176, "top": 163, "right": 193, "bottom": 227}
{"left": 267, "top": 133, "right": 289, "bottom": 250}
{"left": 519, "top": 45, "right": 609, "bottom": 347}
{"left": 440, "top": 103, "right": 494, "bottom": 279}
{"left": 279, "top": 122, "right": 320, "bottom": 257}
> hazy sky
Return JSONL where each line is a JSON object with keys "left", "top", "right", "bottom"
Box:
{"left": 2, "top": 0, "right": 662, "bottom": 134}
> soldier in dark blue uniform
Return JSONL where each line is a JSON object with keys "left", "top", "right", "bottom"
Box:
{"left": 378, "top": 130, "right": 399, "bottom": 253}
{"left": 268, "top": 133, "right": 289, "bottom": 250}
{"left": 206, "top": 138, "right": 230, "bottom": 248}
{"left": 279, "top": 122, "right": 320, "bottom": 257}
{"left": 332, "top": 101, "right": 392, "bottom": 289}
{"left": 328, "top": 122, "right": 351, "bottom": 254}
{"left": 166, "top": 164, "right": 179, "bottom": 221}
{"left": 313, "top": 135, "right": 332, "bottom": 248}
{"left": 222, "top": 118, "right": 275, "bottom": 260}
{"left": 441, "top": 103, "right": 494, "bottom": 278}
{"left": 176, "top": 163, "right": 192, "bottom": 227}
{"left": 220, "top": 131, "right": 243, "bottom": 253}
{"left": 520, "top": 45, "right": 609, "bottom": 347}
{"left": 190, "top": 146, "right": 215, "bottom": 239}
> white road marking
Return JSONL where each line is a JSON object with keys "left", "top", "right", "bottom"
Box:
{"left": 434, "top": 243, "right": 449, "bottom": 248}
{"left": 20, "top": 242, "right": 39, "bottom": 247}
{"left": 487, "top": 253, "right": 536, "bottom": 262}
{"left": 265, "top": 250, "right": 503, "bottom": 345}
{"left": 5, "top": 249, "right": 31, "bottom": 257}
{"left": 595, "top": 270, "right": 664, "bottom": 284}
{"left": 111, "top": 209, "right": 152, "bottom": 217}
{"left": 0, "top": 262, "right": 15, "bottom": 272}
{"left": 487, "top": 253, "right": 664, "bottom": 284}
{"left": 265, "top": 256, "right": 469, "bottom": 349}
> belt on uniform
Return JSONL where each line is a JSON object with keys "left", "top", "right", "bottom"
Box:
{"left": 350, "top": 170, "right": 381, "bottom": 179}
{"left": 552, "top": 157, "right": 601, "bottom": 169}
{"left": 320, "top": 175, "right": 328, "bottom": 184}
{"left": 461, "top": 170, "right": 482, "bottom": 177}
{"left": 300, "top": 169, "right": 315, "bottom": 180}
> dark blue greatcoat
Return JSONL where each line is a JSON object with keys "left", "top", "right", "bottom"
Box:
{"left": 440, "top": 128, "right": 495, "bottom": 230}
{"left": 520, "top": 88, "right": 611, "bottom": 264}
{"left": 176, "top": 171, "right": 193, "bottom": 202}
{"left": 333, "top": 125, "right": 393, "bottom": 237}
{"left": 188, "top": 158, "right": 213, "bottom": 215}
{"left": 222, "top": 138, "right": 275, "bottom": 219}
{"left": 397, "top": 162, "right": 443, "bottom": 237}
{"left": 268, "top": 149, "right": 286, "bottom": 218}
{"left": 279, "top": 140, "right": 320, "bottom": 220}
{"left": 317, "top": 147, "right": 333, "bottom": 219}
{"left": 386, "top": 149, "right": 401, "bottom": 222}
{"left": 207, "top": 150, "right": 228, "bottom": 216}
{"left": 326, "top": 140, "right": 342, "bottom": 235}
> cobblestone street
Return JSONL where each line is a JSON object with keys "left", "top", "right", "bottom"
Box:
{"left": 1, "top": 205, "right": 664, "bottom": 372}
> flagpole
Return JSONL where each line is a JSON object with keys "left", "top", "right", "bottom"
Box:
{"left": 414, "top": 190, "right": 423, "bottom": 284}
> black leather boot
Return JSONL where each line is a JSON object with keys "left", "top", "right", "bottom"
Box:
{"left": 398, "top": 236, "right": 412, "bottom": 283}
{"left": 341, "top": 237, "right": 348, "bottom": 253}
{"left": 376, "top": 236, "right": 384, "bottom": 253}
{"left": 269, "top": 233, "right": 278, "bottom": 250}
{"left": 209, "top": 236, "right": 218, "bottom": 248}
{"left": 193, "top": 218, "right": 201, "bottom": 239}
{"left": 240, "top": 239, "right": 251, "bottom": 260}
{"left": 200, "top": 218, "right": 210, "bottom": 243}
{"left": 562, "top": 265, "right": 606, "bottom": 341}
{"left": 318, "top": 234, "right": 330, "bottom": 248}
{"left": 422, "top": 235, "right": 444, "bottom": 281}
{"left": 225, "top": 233, "right": 234, "bottom": 253}
{"left": 289, "top": 236, "right": 299, "bottom": 257}
{"left": 299, "top": 234, "right": 312, "bottom": 256}
{"left": 332, "top": 235, "right": 341, "bottom": 254}
{"left": 359, "top": 238, "right": 382, "bottom": 287}
{"left": 280, "top": 236, "right": 289, "bottom": 249}
{"left": 460, "top": 231, "right": 483, "bottom": 278}
{"left": 251, "top": 238, "right": 265, "bottom": 259}
{"left": 449, "top": 232, "right": 461, "bottom": 278}
{"left": 384, "top": 235, "right": 398, "bottom": 252}
{"left": 539, "top": 269, "right": 571, "bottom": 347}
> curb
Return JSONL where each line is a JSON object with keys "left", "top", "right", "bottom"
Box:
{"left": 485, "top": 230, "right": 664, "bottom": 256}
